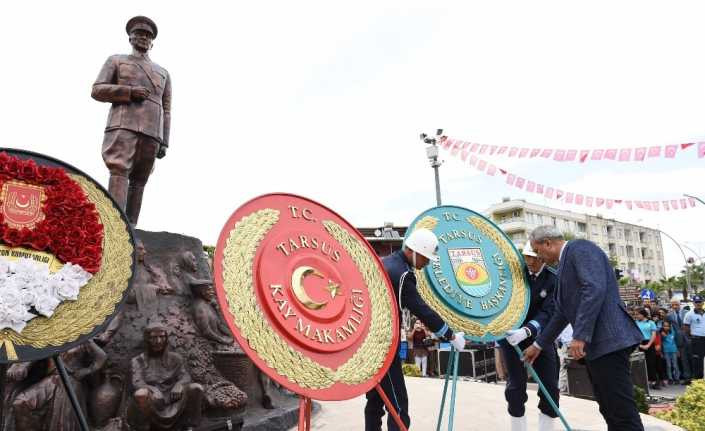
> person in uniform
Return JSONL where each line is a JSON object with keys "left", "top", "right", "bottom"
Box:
{"left": 364, "top": 228, "right": 466, "bottom": 431}
{"left": 683, "top": 295, "right": 705, "bottom": 379}
{"left": 92, "top": 16, "right": 171, "bottom": 225}
{"left": 501, "top": 243, "right": 559, "bottom": 431}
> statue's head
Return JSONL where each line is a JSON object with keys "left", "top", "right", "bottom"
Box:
{"left": 135, "top": 240, "right": 146, "bottom": 263}
{"left": 180, "top": 251, "right": 198, "bottom": 273}
{"left": 126, "top": 16, "right": 157, "bottom": 53}
{"left": 143, "top": 321, "right": 168, "bottom": 355}
{"left": 193, "top": 283, "right": 215, "bottom": 302}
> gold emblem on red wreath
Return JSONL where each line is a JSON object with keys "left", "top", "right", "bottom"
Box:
{"left": 0, "top": 181, "right": 46, "bottom": 229}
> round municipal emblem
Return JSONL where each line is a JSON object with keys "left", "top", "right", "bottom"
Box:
{"left": 0, "top": 149, "right": 134, "bottom": 363}
{"left": 214, "top": 194, "right": 399, "bottom": 400}
{"left": 408, "top": 205, "right": 530, "bottom": 342}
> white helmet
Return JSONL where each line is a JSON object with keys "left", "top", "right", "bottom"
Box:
{"left": 521, "top": 242, "right": 537, "bottom": 257}
{"left": 405, "top": 228, "right": 439, "bottom": 261}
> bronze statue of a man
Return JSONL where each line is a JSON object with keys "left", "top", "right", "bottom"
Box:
{"left": 92, "top": 16, "right": 171, "bottom": 225}
{"left": 128, "top": 323, "right": 203, "bottom": 430}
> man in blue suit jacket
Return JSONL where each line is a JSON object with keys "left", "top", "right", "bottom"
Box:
{"left": 523, "top": 226, "right": 644, "bottom": 431}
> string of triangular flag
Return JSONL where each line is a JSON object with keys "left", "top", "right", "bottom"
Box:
{"left": 441, "top": 145, "right": 698, "bottom": 211}
{"left": 441, "top": 137, "right": 705, "bottom": 163}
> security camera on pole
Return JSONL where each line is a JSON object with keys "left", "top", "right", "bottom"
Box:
{"left": 420, "top": 129, "right": 445, "bottom": 206}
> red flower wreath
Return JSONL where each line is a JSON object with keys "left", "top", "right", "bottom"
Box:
{"left": 0, "top": 152, "right": 103, "bottom": 273}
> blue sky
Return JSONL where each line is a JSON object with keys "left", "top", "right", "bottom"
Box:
{"left": 1, "top": 1, "right": 703, "bottom": 276}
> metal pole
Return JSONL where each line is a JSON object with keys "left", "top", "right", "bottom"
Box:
{"left": 658, "top": 229, "right": 692, "bottom": 295}
{"left": 53, "top": 355, "right": 90, "bottom": 431}
{"left": 0, "top": 363, "right": 6, "bottom": 431}
{"left": 433, "top": 160, "right": 442, "bottom": 206}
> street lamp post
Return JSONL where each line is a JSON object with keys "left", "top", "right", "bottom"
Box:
{"left": 420, "top": 129, "right": 445, "bottom": 206}
{"left": 657, "top": 228, "right": 693, "bottom": 298}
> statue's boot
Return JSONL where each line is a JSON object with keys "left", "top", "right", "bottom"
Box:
{"left": 108, "top": 174, "right": 129, "bottom": 212}
{"left": 125, "top": 184, "right": 145, "bottom": 226}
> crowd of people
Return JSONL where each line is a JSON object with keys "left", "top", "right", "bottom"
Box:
{"left": 632, "top": 296, "right": 705, "bottom": 389}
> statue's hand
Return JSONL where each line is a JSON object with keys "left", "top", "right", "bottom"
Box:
{"left": 156, "top": 145, "right": 167, "bottom": 159}
{"left": 170, "top": 384, "right": 184, "bottom": 402}
{"left": 131, "top": 86, "right": 151, "bottom": 102}
{"left": 7, "top": 363, "right": 28, "bottom": 381}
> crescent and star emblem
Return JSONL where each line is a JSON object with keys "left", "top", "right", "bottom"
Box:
{"left": 14, "top": 193, "right": 31, "bottom": 209}
{"left": 291, "top": 265, "right": 342, "bottom": 310}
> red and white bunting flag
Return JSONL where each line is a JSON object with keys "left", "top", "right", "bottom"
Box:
{"left": 545, "top": 187, "right": 554, "bottom": 199}
{"left": 497, "top": 146, "right": 508, "bottom": 155}
{"left": 526, "top": 181, "right": 536, "bottom": 192}
{"left": 591, "top": 149, "right": 604, "bottom": 160}
{"left": 586, "top": 197, "right": 594, "bottom": 207}
{"left": 635, "top": 201, "right": 643, "bottom": 209}
{"left": 469, "top": 155, "right": 478, "bottom": 167}
{"left": 575, "top": 194, "right": 584, "bottom": 205}
{"left": 665, "top": 145, "right": 678, "bottom": 158}
{"left": 506, "top": 173, "right": 516, "bottom": 185}
{"left": 460, "top": 142, "right": 471, "bottom": 161}
{"left": 489, "top": 145, "right": 498, "bottom": 155}
{"left": 530, "top": 148, "right": 541, "bottom": 158}
{"left": 596, "top": 198, "right": 605, "bottom": 207}
{"left": 519, "top": 148, "right": 529, "bottom": 158}
{"left": 508, "top": 147, "right": 519, "bottom": 157}
{"left": 554, "top": 150, "right": 566, "bottom": 161}
{"left": 555, "top": 189, "right": 564, "bottom": 200}
{"left": 680, "top": 198, "right": 687, "bottom": 209}
{"left": 565, "top": 192, "right": 574, "bottom": 204}
{"left": 652, "top": 201, "right": 660, "bottom": 211}
{"left": 699, "top": 142, "right": 705, "bottom": 158}
{"left": 619, "top": 148, "right": 632, "bottom": 162}
{"left": 487, "top": 164, "right": 497, "bottom": 176}
{"left": 607, "top": 199, "right": 614, "bottom": 209}
{"left": 625, "top": 200, "right": 633, "bottom": 210}
{"left": 536, "top": 184, "right": 544, "bottom": 194}
{"left": 540, "top": 149, "right": 553, "bottom": 158}
{"left": 442, "top": 138, "right": 454, "bottom": 150}
{"left": 477, "top": 160, "right": 487, "bottom": 171}
{"left": 663, "top": 201, "right": 670, "bottom": 211}
{"left": 515, "top": 177, "right": 526, "bottom": 189}
{"left": 565, "top": 149, "right": 577, "bottom": 161}
{"left": 450, "top": 141, "right": 461, "bottom": 156}
{"left": 634, "top": 147, "right": 647, "bottom": 161}
{"left": 579, "top": 150, "right": 590, "bottom": 163}
{"left": 470, "top": 143, "right": 479, "bottom": 153}
{"left": 643, "top": 202, "right": 652, "bottom": 210}
{"left": 689, "top": 198, "right": 696, "bottom": 207}
{"left": 604, "top": 149, "right": 617, "bottom": 160}
{"left": 681, "top": 143, "right": 695, "bottom": 150}
{"left": 671, "top": 200, "right": 679, "bottom": 210}
{"left": 479, "top": 144, "right": 488, "bottom": 154}
{"left": 648, "top": 146, "right": 661, "bottom": 158}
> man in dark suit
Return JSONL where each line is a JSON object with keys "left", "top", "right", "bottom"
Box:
{"left": 523, "top": 226, "right": 644, "bottom": 431}
{"left": 666, "top": 299, "right": 691, "bottom": 384}
{"left": 92, "top": 16, "right": 171, "bottom": 225}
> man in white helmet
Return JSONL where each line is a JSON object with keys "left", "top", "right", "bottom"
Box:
{"left": 500, "top": 242, "right": 560, "bottom": 431}
{"left": 364, "top": 228, "right": 466, "bottom": 431}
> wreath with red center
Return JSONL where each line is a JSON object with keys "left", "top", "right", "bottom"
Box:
{"left": 0, "top": 152, "right": 103, "bottom": 273}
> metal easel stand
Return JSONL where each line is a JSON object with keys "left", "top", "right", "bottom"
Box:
{"left": 436, "top": 345, "right": 574, "bottom": 431}
{"left": 435, "top": 346, "right": 460, "bottom": 431}
{"left": 298, "top": 384, "right": 409, "bottom": 431}
{"left": 511, "top": 345, "right": 573, "bottom": 431}
{"left": 53, "top": 355, "right": 91, "bottom": 431}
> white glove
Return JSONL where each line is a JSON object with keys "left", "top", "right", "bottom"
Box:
{"left": 451, "top": 332, "right": 466, "bottom": 351}
{"left": 506, "top": 327, "right": 531, "bottom": 346}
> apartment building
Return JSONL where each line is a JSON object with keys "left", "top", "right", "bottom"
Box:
{"left": 484, "top": 198, "right": 666, "bottom": 283}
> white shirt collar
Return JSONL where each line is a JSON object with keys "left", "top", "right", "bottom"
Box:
{"left": 530, "top": 263, "right": 546, "bottom": 278}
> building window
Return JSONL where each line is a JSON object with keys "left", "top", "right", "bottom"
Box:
{"left": 578, "top": 223, "right": 587, "bottom": 233}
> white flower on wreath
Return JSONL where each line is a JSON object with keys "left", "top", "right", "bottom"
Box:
{"left": 0, "top": 257, "right": 92, "bottom": 332}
